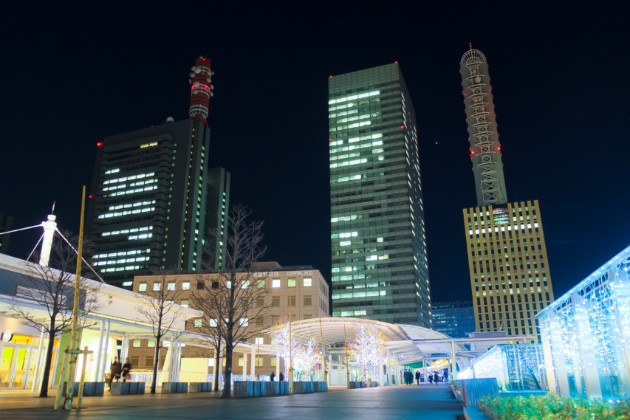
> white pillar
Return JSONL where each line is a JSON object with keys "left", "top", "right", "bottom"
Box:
{"left": 394, "top": 355, "right": 400, "bottom": 385}
{"left": 39, "top": 214, "right": 57, "bottom": 267}
{"left": 100, "top": 321, "right": 111, "bottom": 382}
{"left": 93, "top": 320, "right": 105, "bottom": 381}
{"left": 243, "top": 352, "right": 248, "bottom": 381}
{"left": 250, "top": 347, "right": 256, "bottom": 381}
{"left": 450, "top": 340, "right": 457, "bottom": 381}
{"left": 31, "top": 328, "right": 46, "bottom": 391}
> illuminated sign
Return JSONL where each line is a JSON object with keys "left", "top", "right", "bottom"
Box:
{"left": 1, "top": 330, "right": 13, "bottom": 342}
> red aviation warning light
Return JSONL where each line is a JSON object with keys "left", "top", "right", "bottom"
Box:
{"left": 189, "top": 57, "right": 214, "bottom": 124}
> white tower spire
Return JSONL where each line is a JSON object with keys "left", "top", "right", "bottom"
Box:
{"left": 460, "top": 47, "right": 508, "bottom": 206}
{"left": 39, "top": 204, "right": 57, "bottom": 267}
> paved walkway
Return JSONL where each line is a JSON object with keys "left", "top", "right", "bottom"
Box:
{"left": 0, "top": 384, "right": 465, "bottom": 419}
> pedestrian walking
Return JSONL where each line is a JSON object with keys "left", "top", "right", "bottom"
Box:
{"left": 415, "top": 370, "right": 421, "bottom": 385}
{"left": 433, "top": 371, "right": 439, "bottom": 384}
{"left": 279, "top": 372, "right": 284, "bottom": 382}
{"left": 270, "top": 371, "right": 275, "bottom": 382}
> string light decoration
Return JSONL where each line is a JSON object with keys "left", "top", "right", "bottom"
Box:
{"left": 273, "top": 323, "right": 322, "bottom": 380}
{"left": 458, "top": 344, "right": 545, "bottom": 391}
{"left": 348, "top": 325, "right": 386, "bottom": 382}
{"left": 537, "top": 245, "right": 630, "bottom": 400}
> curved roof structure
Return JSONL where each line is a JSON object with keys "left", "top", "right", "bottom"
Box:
{"left": 264, "top": 317, "right": 468, "bottom": 365}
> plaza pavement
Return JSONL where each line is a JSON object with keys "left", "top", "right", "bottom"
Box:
{"left": 0, "top": 383, "right": 466, "bottom": 420}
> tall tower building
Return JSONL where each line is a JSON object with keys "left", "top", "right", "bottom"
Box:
{"left": 460, "top": 47, "right": 554, "bottom": 340}
{"left": 205, "top": 166, "right": 231, "bottom": 269}
{"left": 86, "top": 57, "right": 215, "bottom": 288}
{"left": 328, "top": 63, "right": 431, "bottom": 326}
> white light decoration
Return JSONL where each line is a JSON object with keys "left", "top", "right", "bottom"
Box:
{"left": 273, "top": 323, "right": 322, "bottom": 381}
{"left": 537, "top": 245, "right": 630, "bottom": 400}
{"left": 349, "top": 325, "right": 385, "bottom": 382}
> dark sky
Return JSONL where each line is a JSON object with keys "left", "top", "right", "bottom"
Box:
{"left": 0, "top": 3, "right": 628, "bottom": 303}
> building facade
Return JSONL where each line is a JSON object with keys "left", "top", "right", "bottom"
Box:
{"left": 86, "top": 58, "right": 216, "bottom": 288}
{"left": 130, "top": 263, "right": 329, "bottom": 378}
{"left": 460, "top": 48, "right": 553, "bottom": 340}
{"left": 328, "top": 63, "right": 430, "bottom": 326}
{"left": 205, "top": 167, "right": 230, "bottom": 269}
{"left": 431, "top": 301, "right": 476, "bottom": 339}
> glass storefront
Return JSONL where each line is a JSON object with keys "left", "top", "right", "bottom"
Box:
{"left": 0, "top": 333, "right": 58, "bottom": 390}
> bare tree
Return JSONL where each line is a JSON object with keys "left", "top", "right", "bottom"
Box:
{"left": 11, "top": 231, "right": 100, "bottom": 398}
{"left": 191, "top": 203, "right": 270, "bottom": 398}
{"left": 135, "top": 271, "right": 186, "bottom": 394}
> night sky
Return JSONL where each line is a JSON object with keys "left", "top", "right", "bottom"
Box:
{"left": 0, "top": 3, "right": 628, "bottom": 303}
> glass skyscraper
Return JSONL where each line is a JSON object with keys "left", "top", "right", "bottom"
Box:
{"left": 328, "top": 63, "right": 431, "bottom": 326}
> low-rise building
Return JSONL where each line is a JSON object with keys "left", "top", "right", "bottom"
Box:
{"left": 131, "top": 262, "right": 329, "bottom": 380}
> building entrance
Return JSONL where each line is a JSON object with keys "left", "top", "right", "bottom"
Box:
{"left": 0, "top": 345, "right": 38, "bottom": 389}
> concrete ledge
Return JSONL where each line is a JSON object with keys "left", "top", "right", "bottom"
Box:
{"left": 111, "top": 382, "right": 145, "bottom": 395}
{"left": 188, "top": 382, "right": 213, "bottom": 392}
{"left": 161, "top": 382, "right": 188, "bottom": 393}
{"left": 73, "top": 382, "right": 105, "bottom": 396}
{"left": 464, "top": 406, "right": 491, "bottom": 420}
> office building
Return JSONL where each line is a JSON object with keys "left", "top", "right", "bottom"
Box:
{"left": 86, "top": 57, "right": 215, "bottom": 287}
{"left": 328, "top": 63, "right": 430, "bottom": 326}
{"left": 131, "top": 262, "right": 329, "bottom": 379}
{"left": 432, "top": 301, "right": 476, "bottom": 339}
{"left": 205, "top": 167, "right": 230, "bottom": 269}
{"left": 460, "top": 47, "right": 554, "bottom": 340}
{"left": 0, "top": 213, "right": 13, "bottom": 253}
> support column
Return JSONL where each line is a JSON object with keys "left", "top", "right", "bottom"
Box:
{"left": 243, "top": 352, "right": 248, "bottom": 381}
{"left": 100, "top": 321, "right": 111, "bottom": 383}
{"left": 450, "top": 340, "right": 457, "bottom": 381}
{"left": 93, "top": 320, "right": 105, "bottom": 382}
{"left": 31, "top": 328, "right": 46, "bottom": 391}
{"left": 250, "top": 347, "right": 256, "bottom": 381}
{"left": 394, "top": 355, "right": 400, "bottom": 385}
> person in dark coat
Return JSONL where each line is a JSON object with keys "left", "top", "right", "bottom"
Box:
{"left": 122, "top": 358, "right": 132, "bottom": 382}
{"left": 270, "top": 371, "right": 275, "bottom": 382}
{"left": 108, "top": 357, "right": 121, "bottom": 390}
{"left": 415, "top": 370, "right": 421, "bottom": 385}
{"left": 279, "top": 372, "right": 284, "bottom": 381}
{"left": 433, "top": 371, "right": 439, "bottom": 384}
{"left": 428, "top": 373, "right": 433, "bottom": 384}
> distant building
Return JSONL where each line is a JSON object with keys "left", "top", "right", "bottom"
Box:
{"left": 0, "top": 213, "right": 13, "bottom": 253}
{"left": 86, "top": 57, "right": 216, "bottom": 288}
{"left": 431, "top": 301, "right": 475, "bottom": 339}
{"left": 328, "top": 63, "right": 430, "bottom": 326}
{"left": 131, "top": 262, "right": 329, "bottom": 378}
{"left": 460, "top": 47, "right": 554, "bottom": 341}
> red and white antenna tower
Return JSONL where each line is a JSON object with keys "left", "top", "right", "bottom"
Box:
{"left": 189, "top": 57, "right": 214, "bottom": 124}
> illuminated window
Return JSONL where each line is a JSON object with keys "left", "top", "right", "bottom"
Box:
{"left": 272, "top": 279, "right": 281, "bottom": 288}
{"left": 153, "top": 283, "right": 161, "bottom": 291}
{"left": 303, "top": 278, "right": 312, "bottom": 287}
{"left": 287, "top": 278, "right": 296, "bottom": 288}
{"left": 180, "top": 300, "right": 189, "bottom": 307}
{"left": 240, "top": 318, "right": 249, "bottom": 327}
{"left": 148, "top": 340, "right": 156, "bottom": 348}
{"left": 194, "top": 319, "right": 203, "bottom": 327}
{"left": 167, "top": 282, "right": 176, "bottom": 291}
{"left": 182, "top": 282, "right": 190, "bottom": 291}
{"left": 139, "top": 283, "right": 147, "bottom": 292}
{"left": 132, "top": 339, "right": 141, "bottom": 348}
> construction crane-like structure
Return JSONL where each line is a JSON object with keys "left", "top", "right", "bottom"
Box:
{"left": 460, "top": 45, "right": 507, "bottom": 206}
